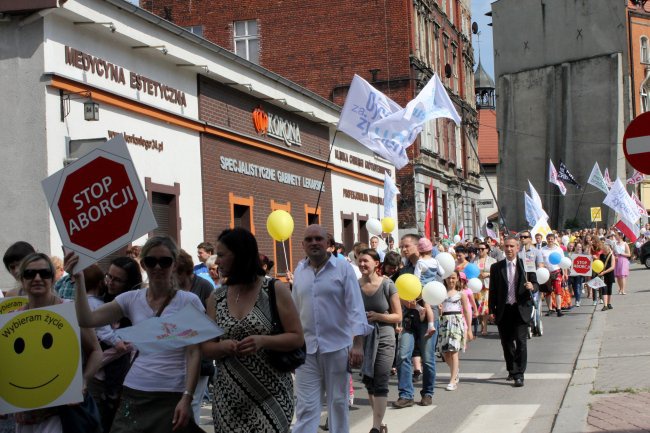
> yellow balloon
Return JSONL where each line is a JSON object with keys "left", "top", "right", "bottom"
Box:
{"left": 395, "top": 274, "right": 422, "bottom": 301}
{"left": 592, "top": 259, "right": 604, "bottom": 274}
{"left": 381, "top": 217, "right": 395, "bottom": 233}
{"left": 266, "top": 210, "right": 294, "bottom": 241}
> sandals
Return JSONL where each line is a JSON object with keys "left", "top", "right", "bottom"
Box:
{"left": 446, "top": 382, "right": 457, "bottom": 391}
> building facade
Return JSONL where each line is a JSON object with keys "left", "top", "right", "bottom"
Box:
{"left": 628, "top": 1, "right": 650, "bottom": 213}
{"left": 141, "top": 0, "right": 483, "bottom": 240}
{"left": 492, "top": 0, "right": 632, "bottom": 230}
{"left": 0, "top": 0, "right": 395, "bottom": 288}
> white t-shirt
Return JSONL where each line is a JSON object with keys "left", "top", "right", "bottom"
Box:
{"left": 541, "top": 245, "right": 564, "bottom": 272}
{"left": 115, "top": 288, "right": 204, "bottom": 392}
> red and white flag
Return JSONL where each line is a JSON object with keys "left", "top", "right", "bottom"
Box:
{"left": 443, "top": 225, "right": 449, "bottom": 239}
{"left": 603, "top": 168, "right": 614, "bottom": 188}
{"left": 548, "top": 159, "right": 567, "bottom": 195}
{"left": 458, "top": 222, "right": 465, "bottom": 240}
{"left": 615, "top": 218, "right": 640, "bottom": 242}
{"left": 631, "top": 192, "right": 648, "bottom": 217}
{"left": 626, "top": 170, "right": 646, "bottom": 185}
{"left": 424, "top": 180, "right": 434, "bottom": 239}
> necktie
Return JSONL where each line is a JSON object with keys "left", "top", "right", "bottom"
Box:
{"left": 507, "top": 261, "right": 516, "bottom": 304}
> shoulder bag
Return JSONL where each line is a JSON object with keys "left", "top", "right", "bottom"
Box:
{"left": 265, "top": 279, "right": 306, "bottom": 372}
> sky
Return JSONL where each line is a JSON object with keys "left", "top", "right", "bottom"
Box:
{"left": 471, "top": 0, "right": 496, "bottom": 81}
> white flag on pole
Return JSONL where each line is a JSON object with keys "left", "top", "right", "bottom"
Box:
{"left": 383, "top": 172, "right": 400, "bottom": 218}
{"left": 337, "top": 75, "right": 405, "bottom": 166}
{"left": 527, "top": 180, "right": 549, "bottom": 220}
{"left": 366, "top": 74, "right": 461, "bottom": 168}
{"left": 603, "top": 179, "right": 641, "bottom": 224}
{"left": 524, "top": 193, "right": 538, "bottom": 228}
{"left": 587, "top": 162, "right": 610, "bottom": 194}
{"left": 548, "top": 159, "right": 567, "bottom": 195}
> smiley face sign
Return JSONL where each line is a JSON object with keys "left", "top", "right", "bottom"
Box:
{"left": 0, "top": 302, "right": 82, "bottom": 414}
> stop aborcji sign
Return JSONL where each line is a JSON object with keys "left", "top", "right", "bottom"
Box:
{"left": 42, "top": 135, "right": 157, "bottom": 272}
{"left": 623, "top": 111, "right": 650, "bottom": 175}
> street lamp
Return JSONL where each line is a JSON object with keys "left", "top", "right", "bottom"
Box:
{"left": 84, "top": 99, "right": 99, "bottom": 121}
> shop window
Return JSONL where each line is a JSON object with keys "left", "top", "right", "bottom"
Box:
{"left": 271, "top": 200, "right": 292, "bottom": 277}
{"left": 304, "top": 204, "right": 321, "bottom": 226}
{"left": 234, "top": 20, "right": 259, "bottom": 64}
{"left": 341, "top": 213, "right": 355, "bottom": 253}
{"left": 145, "top": 178, "right": 181, "bottom": 244}
{"left": 228, "top": 193, "right": 255, "bottom": 234}
{"left": 358, "top": 216, "right": 369, "bottom": 244}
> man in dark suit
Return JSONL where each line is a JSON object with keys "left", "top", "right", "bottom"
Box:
{"left": 489, "top": 237, "right": 538, "bottom": 387}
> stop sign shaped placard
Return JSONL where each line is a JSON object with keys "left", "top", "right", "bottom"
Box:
{"left": 570, "top": 254, "right": 592, "bottom": 276}
{"left": 623, "top": 111, "right": 650, "bottom": 175}
{"left": 57, "top": 157, "right": 138, "bottom": 251}
{"left": 42, "top": 135, "right": 157, "bottom": 272}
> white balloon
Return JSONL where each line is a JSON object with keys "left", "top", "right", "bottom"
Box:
{"left": 559, "top": 256, "right": 572, "bottom": 270}
{"left": 436, "top": 253, "right": 455, "bottom": 279}
{"left": 536, "top": 267, "right": 550, "bottom": 285}
{"left": 468, "top": 278, "right": 483, "bottom": 293}
{"left": 366, "top": 218, "right": 383, "bottom": 236}
{"left": 422, "top": 281, "right": 447, "bottom": 305}
{"left": 561, "top": 235, "right": 570, "bottom": 246}
{"left": 453, "top": 235, "right": 461, "bottom": 243}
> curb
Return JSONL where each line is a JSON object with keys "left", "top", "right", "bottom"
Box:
{"left": 551, "top": 306, "right": 607, "bottom": 433}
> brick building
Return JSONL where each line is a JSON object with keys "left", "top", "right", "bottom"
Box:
{"left": 142, "top": 0, "right": 483, "bottom": 239}
{"left": 628, "top": 1, "right": 650, "bottom": 210}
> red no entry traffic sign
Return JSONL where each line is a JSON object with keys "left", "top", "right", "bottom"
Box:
{"left": 42, "top": 135, "right": 157, "bottom": 272}
{"left": 623, "top": 111, "right": 650, "bottom": 175}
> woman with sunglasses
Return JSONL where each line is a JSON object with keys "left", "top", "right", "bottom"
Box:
{"left": 12, "top": 253, "right": 102, "bottom": 433}
{"left": 70, "top": 236, "right": 204, "bottom": 433}
{"left": 473, "top": 241, "right": 496, "bottom": 336}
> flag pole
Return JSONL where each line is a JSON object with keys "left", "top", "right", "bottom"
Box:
{"left": 573, "top": 183, "right": 588, "bottom": 221}
{"left": 314, "top": 129, "right": 340, "bottom": 215}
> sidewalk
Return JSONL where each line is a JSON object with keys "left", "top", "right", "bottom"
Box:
{"left": 553, "top": 263, "right": 650, "bottom": 433}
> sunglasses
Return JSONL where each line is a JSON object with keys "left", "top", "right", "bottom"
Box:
{"left": 142, "top": 256, "right": 174, "bottom": 269}
{"left": 105, "top": 274, "right": 126, "bottom": 285}
{"left": 478, "top": 247, "right": 487, "bottom": 250}
{"left": 22, "top": 268, "right": 54, "bottom": 280}
{"left": 519, "top": 235, "right": 530, "bottom": 239}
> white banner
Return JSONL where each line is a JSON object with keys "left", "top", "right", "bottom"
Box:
{"left": 367, "top": 74, "right": 461, "bottom": 168}
{"left": 603, "top": 179, "right": 641, "bottom": 224}
{"left": 383, "top": 173, "right": 400, "bottom": 218}
{"left": 116, "top": 304, "right": 223, "bottom": 354}
{"left": 587, "top": 276, "right": 606, "bottom": 289}
{"left": 531, "top": 218, "right": 552, "bottom": 238}
{"left": 337, "top": 75, "right": 405, "bottom": 167}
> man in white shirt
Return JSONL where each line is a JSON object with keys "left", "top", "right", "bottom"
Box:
{"left": 540, "top": 233, "right": 566, "bottom": 317}
{"left": 292, "top": 225, "right": 372, "bottom": 433}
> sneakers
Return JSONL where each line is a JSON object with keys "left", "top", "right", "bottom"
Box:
{"left": 348, "top": 395, "right": 354, "bottom": 407}
{"left": 556, "top": 309, "right": 564, "bottom": 317}
{"left": 412, "top": 370, "right": 422, "bottom": 382}
{"left": 599, "top": 299, "right": 604, "bottom": 304}
{"left": 445, "top": 382, "right": 457, "bottom": 391}
{"left": 575, "top": 301, "right": 581, "bottom": 307}
{"left": 593, "top": 300, "right": 598, "bottom": 306}
{"left": 601, "top": 305, "right": 609, "bottom": 311}
{"left": 545, "top": 311, "right": 552, "bottom": 317}
{"left": 607, "top": 304, "right": 613, "bottom": 309}
{"left": 392, "top": 398, "right": 414, "bottom": 409}
{"left": 419, "top": 395, "right": 433, "bottom": 406}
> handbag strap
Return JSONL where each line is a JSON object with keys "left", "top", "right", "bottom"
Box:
{"left": 267, "top": 279, "right": 283, "bottom": 333}
{"left": 155, "top": 289, "right": 177, "bottom": 317}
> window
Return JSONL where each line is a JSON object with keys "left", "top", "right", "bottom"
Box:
{"left": 358, "top": 216, "right": 368, "bottom": 245}
{"left": 234, "top": 20, "right": 259, "bottom": 64}
{"left": 424, "top": 186, "right": 439, "bottom": 238}
{"left": 271, "top": 201, "right": 292, "bottom": 277}
{"left": 441, "top": 193, "right": 449, "bottom": 235}
{"left": 304, "top": 204, "right": 321, "bottom": 226}
{"left": 642, "top": 85, "right": 649, "bottom": 113}
{"left": 228, "top": 193, "right": 255, "bottom": 233}
{"left": 145, "top": 178, "right": 181, "bottom": 244}
{"left": 183, "top": 25, "right": 203, "bottom": 37}
{"left": 65, "top": 137, "right": 106, "bottom": 165}
{"left": 341, "top": 214, "right": 355, "bottom": 253}
{"left": 642, "top": 37, "right": 649, "bottom": 64}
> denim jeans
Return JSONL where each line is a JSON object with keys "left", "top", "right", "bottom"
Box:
{"left": 569, "top": 276, "right": 584, "bottom": 303}
{"left": 532, "top": 291, "right": 542, "bottom": 329}
{"left": 396, "top": 319, "right": 438, "bottom": 400}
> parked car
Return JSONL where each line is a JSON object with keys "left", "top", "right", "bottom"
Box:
{"left": 640, "top": 240, "right": 650, "bottom": 269}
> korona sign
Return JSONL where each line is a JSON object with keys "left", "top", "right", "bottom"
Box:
{"left": 42, "top": 135, "right": 157, "bottom": 272}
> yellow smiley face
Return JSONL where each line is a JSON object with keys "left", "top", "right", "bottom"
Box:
{"left": 0, "top": 309, "right": 79, "bottom": 408}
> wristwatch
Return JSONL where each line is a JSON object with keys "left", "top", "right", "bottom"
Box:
{"left": 182, "top": 390, "right": 194, "bottom": 400}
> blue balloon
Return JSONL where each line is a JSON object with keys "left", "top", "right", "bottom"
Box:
{"left": 464, "top": 263, "right": 480, "bottom": 280}
{"left": 549, "top": 252, "right": 562, "bottom": 265}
